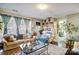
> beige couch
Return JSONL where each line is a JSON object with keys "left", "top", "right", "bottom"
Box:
{"left": 3, "top": 34, "right": 36, "bottom": 51}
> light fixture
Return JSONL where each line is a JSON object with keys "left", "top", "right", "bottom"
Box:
{"left": 37, "top": 4, "right": 48, "bottom": 10}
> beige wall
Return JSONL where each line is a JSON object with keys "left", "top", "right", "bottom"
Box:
{"left": 31, "top": 19, "right": 42, "bottom": 33}
{"left": 67, "top": 13, "right": 79, "bottom": 26}
{"left": 57, "top": 13, "right": 79, "bottom": 30}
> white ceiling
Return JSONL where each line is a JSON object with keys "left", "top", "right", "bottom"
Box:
{"left": 0, "top": 3, "right": 79, "bottom": 19}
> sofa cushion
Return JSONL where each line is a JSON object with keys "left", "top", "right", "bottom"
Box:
{"left": 4, "top": 36, "right": 14, "bottom": 42}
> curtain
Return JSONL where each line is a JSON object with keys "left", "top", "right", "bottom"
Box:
{"left": 1, "top": 14, "right": 11, "bottom": 34}
{"left": 14, "top": 17, "right": 21, "bottom": 26}
{"left": 14, "top": 17, "right": 21, "bottom": 35}
{"left": 7, "top": 17, "right": 17, "bottom": 35}
{"left": 19, "top": 19, "right": 26, "bottom": 34}
{"left": 24, "top": 19, "right": 30, "bottom": 33}
{"left": 0, "top": 15, "right": 4, "bottom": 42}
{"left": 25, "top": 19, "right": 32, "bottom": 34}
{"left": 24, "top": 19, "right": 28, "bottom": 25}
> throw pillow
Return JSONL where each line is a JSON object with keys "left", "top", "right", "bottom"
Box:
{"left": 4, "top": 36, "right": 14, "bottom": 42}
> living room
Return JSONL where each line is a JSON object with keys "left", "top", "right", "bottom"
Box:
{"left": 0, "top": 3, "right": 79, "bottom": 55}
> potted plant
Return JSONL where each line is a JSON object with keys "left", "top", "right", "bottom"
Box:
{"left": 63, "top": 21, "right": 79, "bottom": 40}
{"left": 62, "top": 21, "right": 79, "bottom": 49}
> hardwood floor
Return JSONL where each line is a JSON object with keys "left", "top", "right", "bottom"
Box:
{"left": 2, "top": 47, "right": 21, "bottom": 55}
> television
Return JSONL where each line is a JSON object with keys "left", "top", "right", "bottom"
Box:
{"left": 36, "top": 22, "right": 40, "bottom": 26}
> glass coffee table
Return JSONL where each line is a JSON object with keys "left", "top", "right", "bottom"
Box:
{"left": 20, "top": 41, "right": 48, "bottom": 55}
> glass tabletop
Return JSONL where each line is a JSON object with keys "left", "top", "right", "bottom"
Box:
{"left": 21, "top": 41, "right": 48, "bottom": 54}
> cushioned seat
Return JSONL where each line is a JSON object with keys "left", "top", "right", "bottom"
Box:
{"left": 3, "top": 34, "right": 37, "bottom": 51}
{"left": 37, "top": 35, "right": 49, "bottom": 44}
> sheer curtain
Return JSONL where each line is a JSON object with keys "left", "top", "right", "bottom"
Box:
{"left": 19, "top": 19, "right": 26, "bottom": 34}
{"left": 27, "top": 20, "right": 32, "bottom": 34}
{"left": 0, "top": 15, "right": 4, "bottom": 42}
{"left": 14, "top": 17, "right": 21, "bottom": 35}
{"left": 24, "top": 19, "right": 28, "bottom": 33}
{"left": 22, "top": 19, "right": 32, "bottom": 37}
{"left": 1, "top": 14, "right": 11, "bottom": 34}
{"left": 7, "top": 17, "right": 17, "bottom": 35}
